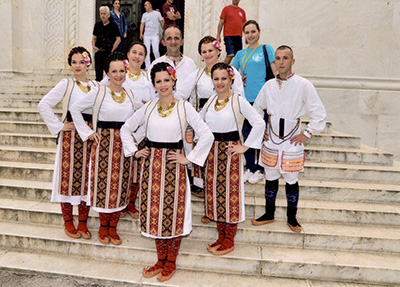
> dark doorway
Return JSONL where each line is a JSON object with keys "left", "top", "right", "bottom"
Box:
{"left": 96, "top": 0, "right": 144, "bottom": 53}
{"left": 95, "top": 1, "right": 185, "bottom": 52}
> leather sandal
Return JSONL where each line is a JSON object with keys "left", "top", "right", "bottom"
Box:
{"left": 98, "top": 224, "right": 110, "bottom": 244}
{"left": 77, "top": 219, "right": 92, "bottom": 239}
{"left": 64, "top": 219, "right": 81, "bottom": 239}
{"left": 109, "top": 226, "right": 122, "bottom": 245}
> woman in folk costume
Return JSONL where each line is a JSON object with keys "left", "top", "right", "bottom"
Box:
{"left": 38, "top": 46, "right": 97, "bottom": 239}
{"left": 70, "top": 52, "right": 142, "bottom": 245}
{"left": 199, "top": 63, "right": 265, "bottom": 255}
{"left": 175, "top": 36, "right": 244, "bottom": 201}
{"left": 120, "top": 62, "right": 213, "bottom": 281}
{"left": 100, "top": 41, "right": 154, "bottom": 219}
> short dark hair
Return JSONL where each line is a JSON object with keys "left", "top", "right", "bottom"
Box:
{"left": 104, "top": 52, "right": 128, "bottom": 73}
{"left": 276, "top": 45, "right": 294, "bottom": 57}
{"left": 150, "top": 62, "right": 176, "bottom": 87}
{"left": 112, "top": 0, "right": 121, "bottom": 4}
{"left": 127, "top": 41, "right": 147, "bottom": 57}
{"left": 211, "top": 62, "right": 235, "bottom": 84}
{"left": 67, "top": 46, "right": 91, "bottom": 66}
{"left": 198, "top": 36, "right": 218, "bottom": 55}
{"left": 243, "top": 20, "right": 260, "bottom": 32}
{"left": 162, "top": 25, "right": 182, "bottom": 40}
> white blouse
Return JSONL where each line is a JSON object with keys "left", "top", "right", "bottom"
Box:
{"left": 100, "top": 72, "right": 154, "bottom": 102}
{"left": 121, "top": 100, "right": 214, "bottom": 167}
{"left": 175, "top": 67, "right": 245, "bottom": 102}
{"left": 70, "top": 87, "right": 142, "bottom": 141}
{"left": 38, "top": 79, "right": 96, "bottom": 135}
{"left": 200, "top": 95, "right": 265, "bottom": 150}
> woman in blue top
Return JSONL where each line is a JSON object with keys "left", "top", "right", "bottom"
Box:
{"left": 110, "top": 0, "right": 128, "bottom": 52}
{"left": 231, "top": 20, "right": 277, "bottom": 184}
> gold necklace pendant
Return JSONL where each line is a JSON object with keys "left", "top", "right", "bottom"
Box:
{"left": 128, "top": 71, "right": 142, "bottom": 81}
{"left": 214, "top": 96, "right": 230, "bottom": 111}
{"left": 75, "top": 80, "right": 91, "bottom": 93}
{"left": 158, "top": 101, "right": 176, "bottom": 117}
{"left": 204, "top": 67, "right": 211, "bottom": 78}
{"left": 110, "top": 89, "right": 126, "bottom": 104}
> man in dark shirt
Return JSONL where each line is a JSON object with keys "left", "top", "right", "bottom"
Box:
{"left": 162, "top": 0, "right": 181, "bottom": 28}
{"left": 92, "top": 6, "right": 121, "bottom": 81}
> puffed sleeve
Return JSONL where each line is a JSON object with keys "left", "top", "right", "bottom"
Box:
{"left": 303, "top": 80, "right": 327, "bottom": 137}
{"left": 253, "top": 83, "right": 269, "bottom": 117}
{"left": 69, "top": 89, "right": 97, "bottom": 141}
{"left": 239, "top": 96, "right": 265, "bottom": 149}
{"left": 174, "top": 69, "right": 198, "bottom": 100}
{"left": 38, "top": 79, "right": 68, "bottom": 135}
{"left": 184, "top": 102, "right": 214, "bottom": 166}
{"left": 232, "top": 66, "right": 244, "bottom": 97}
{"left": 120, "top": 102, "right": 149, "bottom": 157}
{"left": 100, "top": 75, "right": 110, "bottom": 86}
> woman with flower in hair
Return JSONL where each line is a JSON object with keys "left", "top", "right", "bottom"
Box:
{"left": 70, "top": 52, "right": 142, "bottom": 245}
{"left": 101, "top": 42, "right": 154, "bottom": 219}
{"left": 200, "top": 62, "right": 264, "bottom": 255}
{"left": 101, "top": 41, "right": 153, "bottom": 104}
{"left": 120, "top": 62, "right": 213, "bottom": 281}
{"left": 38, "top": 46, "right": 98, "bottom": 240}
{"left": 175, "top": 36, "right": 244, "bottom": 202}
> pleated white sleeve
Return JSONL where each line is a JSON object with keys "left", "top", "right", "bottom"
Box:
{"left": 37, "top": 79, "right": 68, "bottom": 135}
{"left": 184, "top": 102, "right": 214, "bottom": 167}
{"left": 69, "top": 90, "right": 97, "bottom": 141}
{"left": 120, "top": 102, "right": 149, "bottom": 157}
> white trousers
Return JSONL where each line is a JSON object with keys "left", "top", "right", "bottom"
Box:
{"left": 264, "top": 168, "right": 299, "bottom": 185}
{"left": 144, "top": 34, "right": 160, "bottom": 68}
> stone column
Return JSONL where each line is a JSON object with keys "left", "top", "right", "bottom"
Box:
{"left": 0, "top": 0, "right": 13, "bottom": 72}
{"left": 43, "top": 0, "right": 65, "bottom": 69}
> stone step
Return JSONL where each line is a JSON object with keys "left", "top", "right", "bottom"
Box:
{"left": 2, "top": 177, "right": 399, "bottom": 205}
{"left": 307, "top": 130, "right": 361, "bottom": 148}
{"left": 0, "top": 88, "right": 48, "bottom": 96}
{"left": 0, "top": 120, "right": 51, "bottom": 134}
{"left": 0, "top": 161, "right": 54, "bottom": 182}
{"left": 0, "top": 99, "right": 41, "bottom": 109}
{"left": 0, "top": 145, "right": 55, "bottom": 164}
{"left": 2, "top": 251, "right": 379, "bottom": 287}
{"left": 1, "top": 197, "right": 400, "bottom": 255}
{"left": 302, "top": 161, "right": 400, "bottom": 184}
{"left": 0, "top": 108, "right": 61, "bottom": 122}
{"left": 306, "top": 144, "right": 394, "bottom": 166}
{"left": 0, "top": 221, "right": 399, "bottom": 285}
{"left": 0, "top": 132, "right": 57, "bottom": 147}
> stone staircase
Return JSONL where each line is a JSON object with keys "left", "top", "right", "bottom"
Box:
{"left": 0, "top": 71, "right": 399, "bottom": 286}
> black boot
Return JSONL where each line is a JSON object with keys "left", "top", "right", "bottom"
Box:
{"left": 252, "top": 179, "right": 279, "bottom": 226}
{"left": 286, "top": 182, "right": 302, "bottom": 232}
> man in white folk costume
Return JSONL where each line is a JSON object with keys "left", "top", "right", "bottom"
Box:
{"left": 252, "top": 45, "right": 327, "bottom": 232}
{"left": 149, "top": 25, "right": 196, "bottom": 93}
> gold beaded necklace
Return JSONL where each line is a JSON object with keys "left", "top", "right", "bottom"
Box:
{"left": 158, "top": 101, "right": 176, "bottom": 117}
{"left": 214, "top": 95, "right": 231, "bottom": 111}
{"left": 110, "top": 89, "right": 126, "bottom": 104}
{"left": 75, "top": 80, "right": 91, "bottom": 93}
{"left": 128, "top": 70, "right": 142, "bottom": 81}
